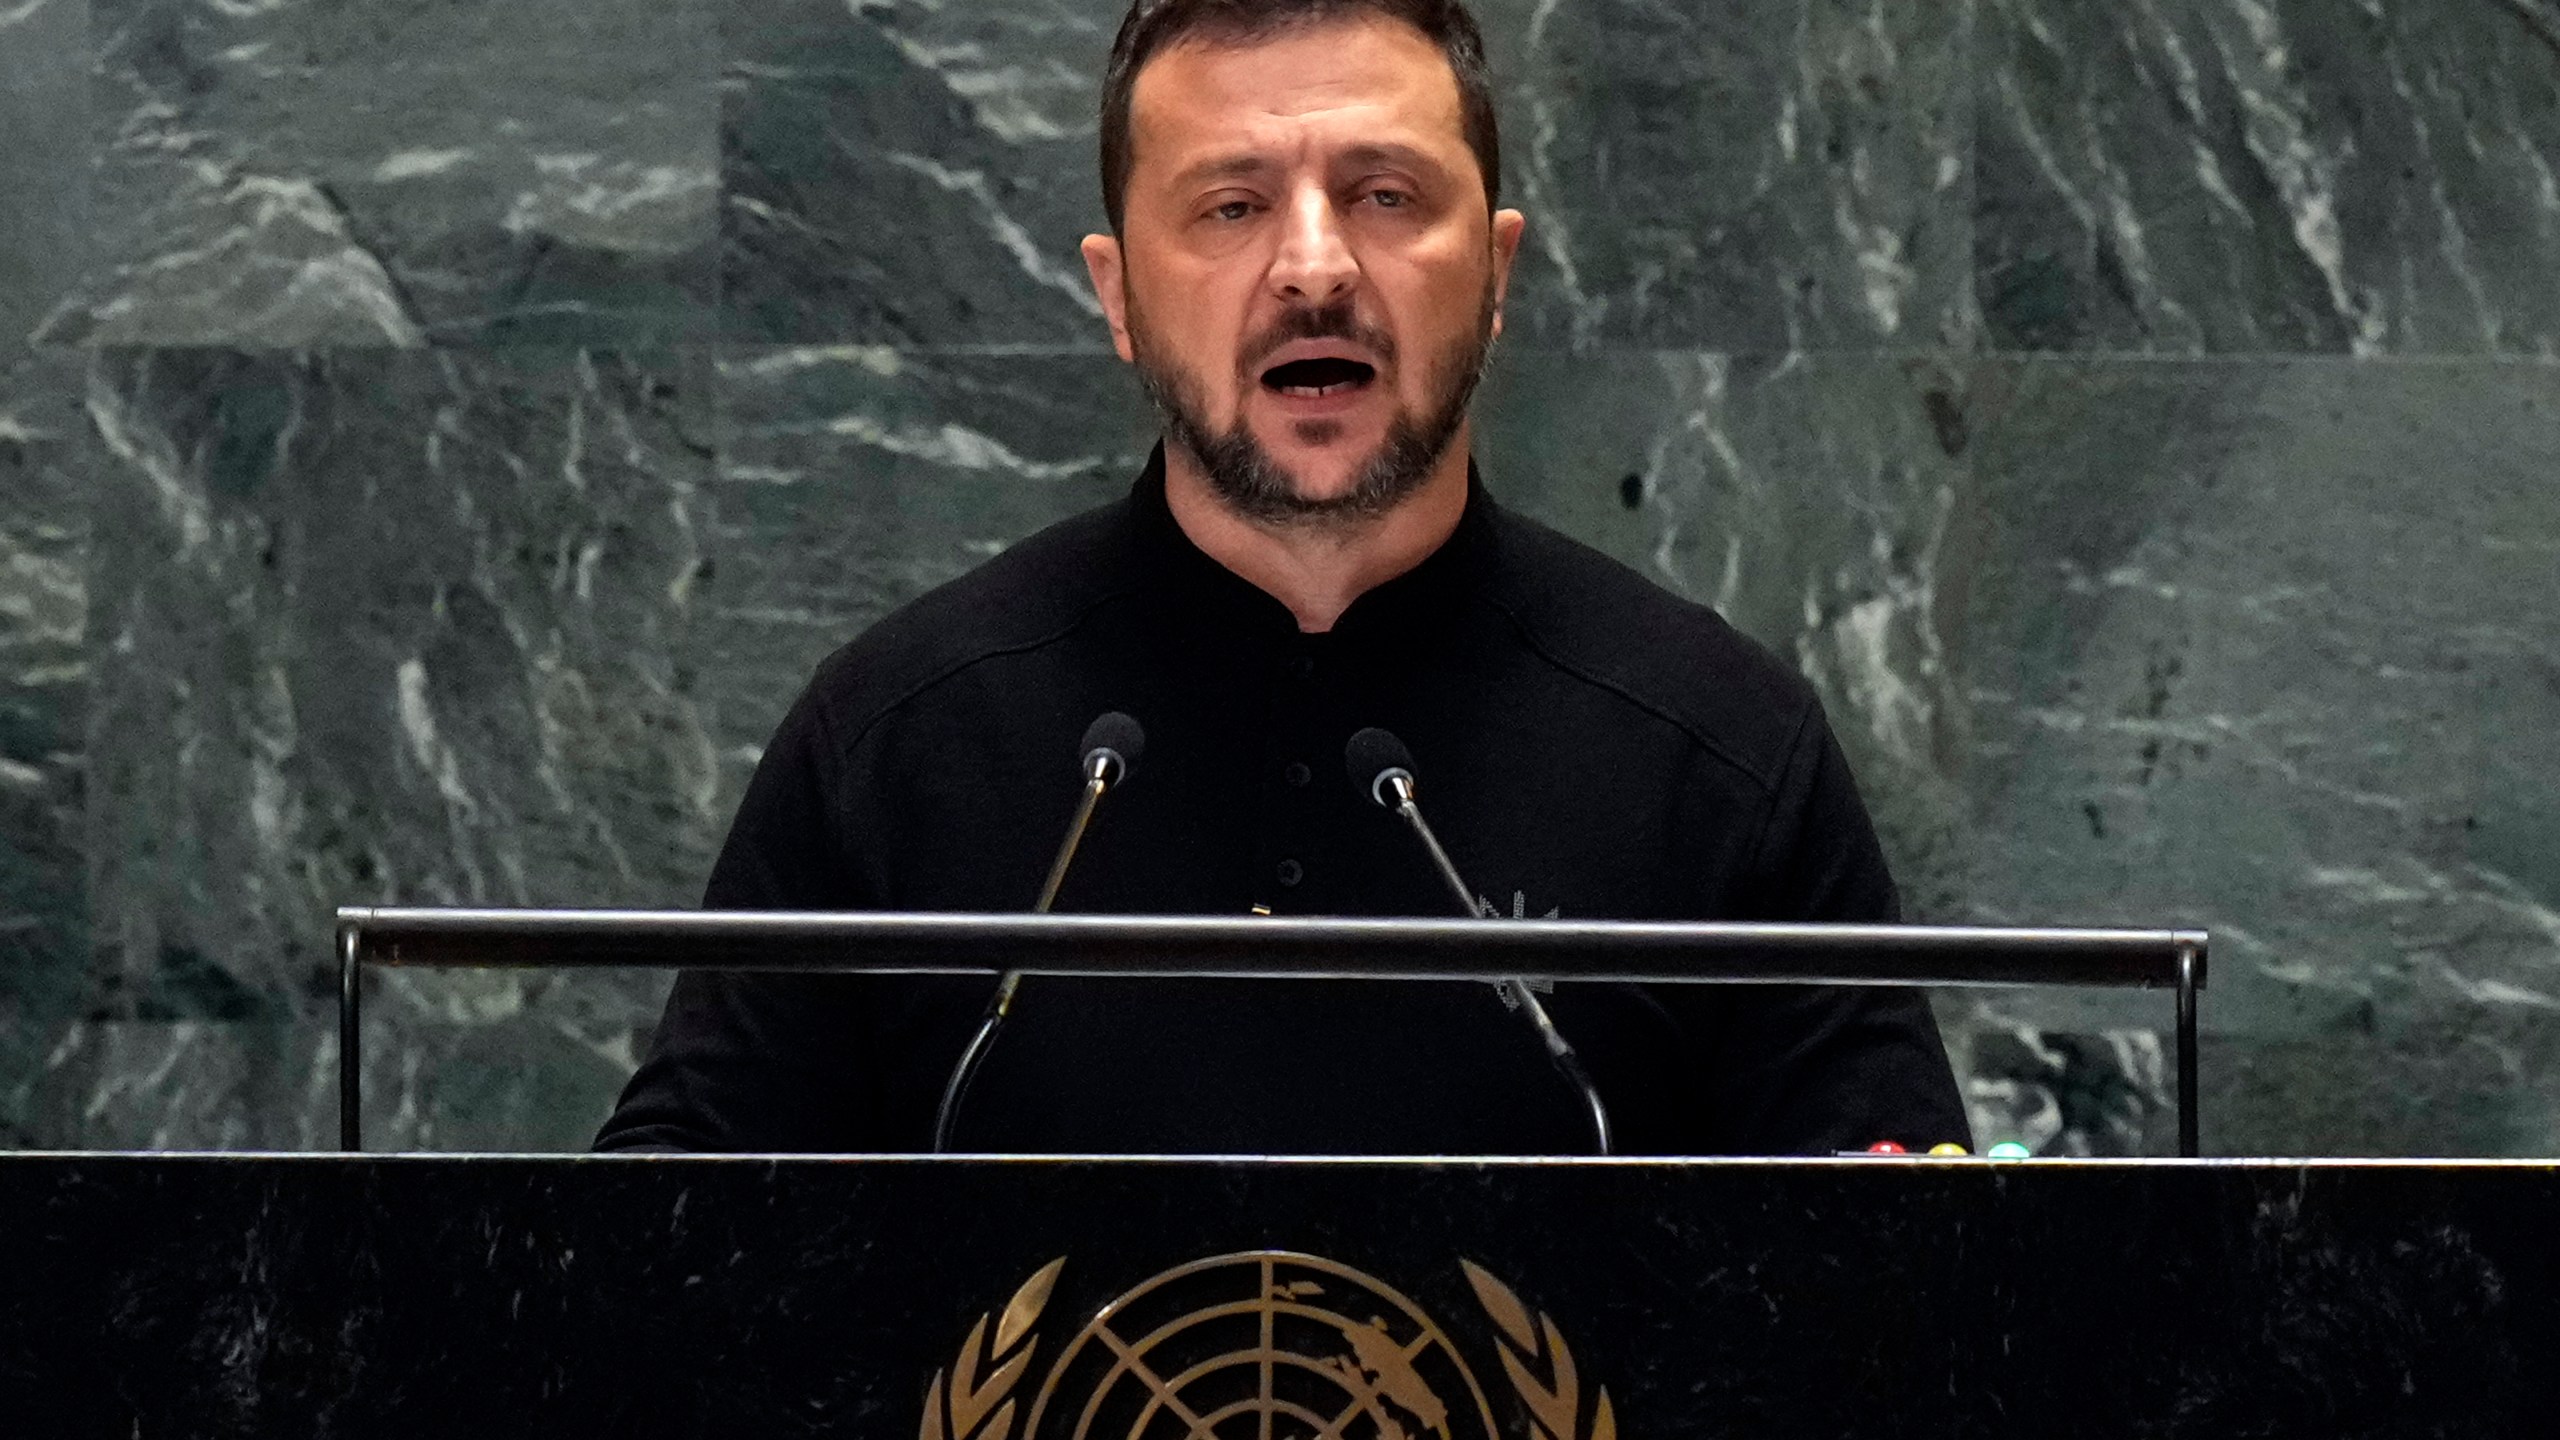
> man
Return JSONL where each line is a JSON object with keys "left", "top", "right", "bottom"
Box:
{"left": 596, "top": 0, "right": 1968, "bottom": 1155}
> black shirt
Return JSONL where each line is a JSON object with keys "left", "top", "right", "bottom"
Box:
{"left": 596, "top": 455, "right": 1969, "bottom": 1155}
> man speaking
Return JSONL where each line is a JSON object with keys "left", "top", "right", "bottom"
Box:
{"left": 597, "top": 0, "right": 1969, "bottom": 1155}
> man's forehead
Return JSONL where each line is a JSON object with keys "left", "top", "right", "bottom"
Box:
{"left": 1126, "top": 16, "right": 1468, "bottom": 173}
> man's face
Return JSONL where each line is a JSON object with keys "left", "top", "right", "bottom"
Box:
{"left": 1083, "top": 17, "right": 1525, "bottom": 526}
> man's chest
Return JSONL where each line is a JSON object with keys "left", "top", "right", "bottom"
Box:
{"left": 849, "top": 640, "right": 1751, "bottom": 922}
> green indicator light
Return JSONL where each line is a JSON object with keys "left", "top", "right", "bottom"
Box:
{"left": 1986, "top": 1142, "right": 2032, "bottom": 1159}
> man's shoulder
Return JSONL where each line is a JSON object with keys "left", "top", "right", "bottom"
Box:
{"left": 1480, "top": 506, "right": 1823, "bottom": 794}
{"left": 798, "top": 497, "right": 1138, "bottom": 739}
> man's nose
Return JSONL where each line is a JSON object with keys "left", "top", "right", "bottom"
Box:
{"left": 1268, "top": 186, "right": 1357, "bottom": 304}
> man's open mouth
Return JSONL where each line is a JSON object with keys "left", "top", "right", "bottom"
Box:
{"left": 1260, "top": 357, "right": 1377, "bottom": 398}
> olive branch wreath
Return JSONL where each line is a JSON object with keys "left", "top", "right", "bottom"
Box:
{"left": 1460, "top": 1260, "right": 1619, "bottom": 1440}
{"left": 921, "top": 1256, "right": 1618, "bottom": 1440}
{"left": 920, "top": 1257, "right": 1064, "bottom": 1440}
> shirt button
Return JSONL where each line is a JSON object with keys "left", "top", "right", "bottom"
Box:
{"left": 1288, "top": 656, "right": 1315, "bottom": 680}
{"left": 1283, "top": 761, "right": 1312, "bottom": 788}
{"left": 1275, "top": 859, "right": 1304, "bottom": 887}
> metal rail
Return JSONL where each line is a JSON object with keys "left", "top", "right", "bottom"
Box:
{"left": 334, "top": 908, "right": 2209, "bottom": 1155}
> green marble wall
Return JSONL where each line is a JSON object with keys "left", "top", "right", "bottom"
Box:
{"left": 1, "top": 0, "right": 2554, "bottom": 1154}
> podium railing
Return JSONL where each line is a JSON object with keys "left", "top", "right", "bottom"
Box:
{"left": 333, "top": 909, "right": 2210, "bottom": 1155}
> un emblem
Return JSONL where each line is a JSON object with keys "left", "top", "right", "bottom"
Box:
{"left": 920, "top": 1251, "right": 1618, "bottom": 1440}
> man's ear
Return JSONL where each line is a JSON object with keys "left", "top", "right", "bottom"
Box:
{"left": 1487, "top": 208, "right": 1526, "bottom": 342}
{"left": 1081, "top": 233, "right": 1136, "bottom": 362}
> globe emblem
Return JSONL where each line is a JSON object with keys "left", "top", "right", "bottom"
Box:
{"left": 1020, "top": 1251, "right": 1502, "bottom": 1440}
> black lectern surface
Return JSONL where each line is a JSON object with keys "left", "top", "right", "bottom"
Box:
{"left": 2, "top": 1154, "right": 2548, "bottom": 1438}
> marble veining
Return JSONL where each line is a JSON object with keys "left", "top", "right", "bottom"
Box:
{"left": 1980, "top": 0, "right": 2560, "bottom": 354}
{"left": 1480, "top": 0, "right": 1975, "bottom": 350}
{"left": 723, "top": 0, "right": 1974, "bottom": 350}
{"left": 0, "top": 355, "right": 89, "bottom": 1149}
{"left": 721, "top": 0, "right": 1118, "bottom": 344}
{"left": 28, "top": 349, "right": 725, "bottom": 1148}
{"left": 46, "top": 0, "right": 718, "bottom": 347}
{"left": 1958, "top": 357, "right": 2560, "bottom": 1153}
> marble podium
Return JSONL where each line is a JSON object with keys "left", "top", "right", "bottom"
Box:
{"left": 0, "top": 1155, "right": 2550, "bottom": 1437}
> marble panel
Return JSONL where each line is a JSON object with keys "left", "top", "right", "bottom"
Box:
{"left": 46, "top": 0, "right": 716, "bottom": 348}
{"left": 1979, "top": 0, "right": 2560, "bottom": 355}
{"left": 0, "top": 353, "right": 90, "bottom": 1148}
{"left": 1480, "top": 0, "right": 1974, "bottom": 350}
{"left": 0, "top": 0, "right": 89, "bottom": 346}
{"left": 1961, "top": 356, "right": 2560, "bottom": 1155}
{"left": 719, "top": 0, "right": 1119, "bottom": 345}
{"left": 720, "top": 0, "right": 1973, "bottom": 351}
{"left": 36, "top": 348, "right": 721, "bottom": 1149}
{"left": 22, "top": 1006, "right": 644, "bottom": 1152}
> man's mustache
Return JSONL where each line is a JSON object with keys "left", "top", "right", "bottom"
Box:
{"left": 1237, "top": 302, "right": 1398, "bottom": 375}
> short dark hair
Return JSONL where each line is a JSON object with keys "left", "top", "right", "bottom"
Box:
{"left": 1098, "top": 0, "right": 1502, "bottom": 233}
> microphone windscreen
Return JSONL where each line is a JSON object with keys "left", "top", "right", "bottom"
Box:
{"left": 1345, "top": 726, "right": 1416, "bottom": 798}
{"left": 1079, "top": 710, "right": 1146, "bottom": 775}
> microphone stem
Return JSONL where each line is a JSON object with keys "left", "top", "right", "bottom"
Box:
{"left": 1392, "top": 796, "right": 1614, "bottom": 1157}
{"left": 1036, "top": 772, "right": 1109, "bottom": 913}
{"left": 1394, "top": 801, "right": 1487, "bottom": 918}
{"left": 936, "top": 764, "right": 1109, "bottom": 1153}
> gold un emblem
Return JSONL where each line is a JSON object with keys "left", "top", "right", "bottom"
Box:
{"left": 921, "top": 1250, "right": 1619, "bottom": 1440}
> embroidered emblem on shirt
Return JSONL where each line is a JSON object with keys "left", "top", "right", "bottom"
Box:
{"left": 1477, "top": 893, "right": 1562, "bottom": 1006}
{"left": 1478, "top": 891, "right": 1562, "bottom": 922}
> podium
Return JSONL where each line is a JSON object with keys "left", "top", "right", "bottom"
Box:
{"left": 7, "top": 913, "right": 2549, "bottom": 1434}
{"left": 2, "top": 1153, "right": 2552, "bottom": 1435}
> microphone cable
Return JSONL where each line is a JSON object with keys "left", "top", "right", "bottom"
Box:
{"left": 929, "top": 711, "right": 1144, "bottom": 1152}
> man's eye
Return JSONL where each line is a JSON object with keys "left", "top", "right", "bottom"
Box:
{"left": 1368, "top": 188, "right": 1411, "bottom": 209}
{"left": 1210, "top": 200, "right": 1255, "bottom": 221}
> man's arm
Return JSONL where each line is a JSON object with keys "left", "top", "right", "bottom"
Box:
{"left": 1684, "top": 700, "right": 1973, "bottom": 1156}
{"left": 593, "top": 688, "right": 883, "bottom": 1152}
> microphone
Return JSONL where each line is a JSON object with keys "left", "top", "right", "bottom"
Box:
{"left": 1345, "top": 727, "right": 1481, "bottom": 917}
{"left": 1039, "top": 711, "right": 1145, "bottom": 911}
{"left": 933, "top": 710, "right": 1146, "bottom": 1152}
{"left": 1346, "top": 727, "right": 1615, "bottom": 1156}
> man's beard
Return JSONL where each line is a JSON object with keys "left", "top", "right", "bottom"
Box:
{"left": 1128, "top": 285, "right": 1497, "bottom": 530}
